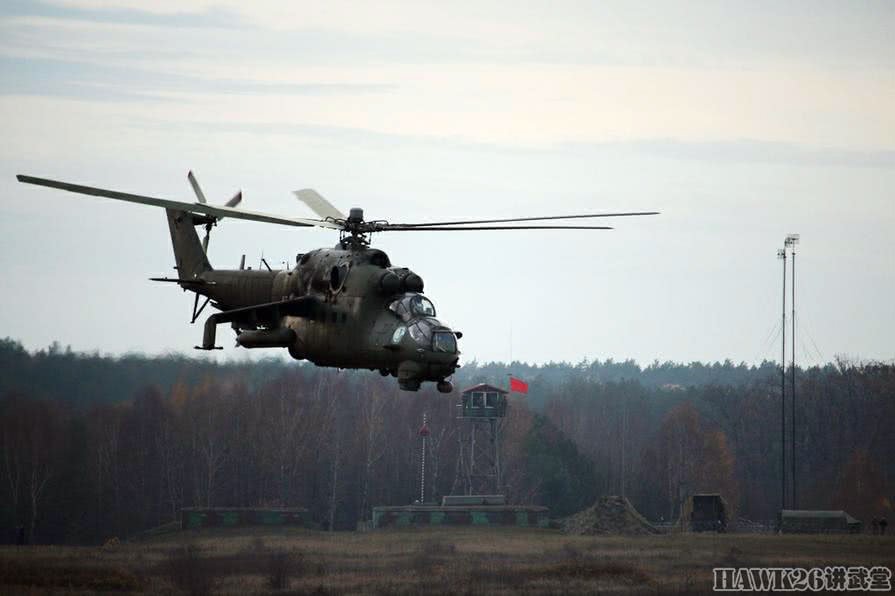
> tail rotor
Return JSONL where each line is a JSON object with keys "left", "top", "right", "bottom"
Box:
{"left": 187, "top": 170, "right": 242, "bottom": 254}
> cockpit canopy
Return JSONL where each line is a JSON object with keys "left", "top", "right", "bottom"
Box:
{"left": 388, "top": 294, "right": 456, "bottom": 353}
{"left": 388, "top": 293, "right": 436, "bottom": 322}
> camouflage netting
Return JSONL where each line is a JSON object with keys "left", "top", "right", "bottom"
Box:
{"left": 561, "top": 496, "right": 659, "bottom": 536}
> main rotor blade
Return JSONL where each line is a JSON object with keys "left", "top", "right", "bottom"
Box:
{"left": 294, "top": 188, "right": 346, "bottom": 221}
{"left": 200, "top": 202, "right": 343, "bottom": 229}
{"left": 225, "top": 190, "right": 242, "bottom": 208}
{"left": 17, "top": 175, "right": 342, "bottom": 230}
{"left": 381, "top": 225, "right": 614, "bottom": 231}
{"left": 393, "top": 211, "right": 659, "bottom": 227}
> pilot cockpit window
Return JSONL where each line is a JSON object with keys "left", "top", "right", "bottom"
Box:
{"left": 389, "top": 294, "right": 436, "bottom": 321}
{"left": 410, "top": 295, "right": 436, "bottom": 317}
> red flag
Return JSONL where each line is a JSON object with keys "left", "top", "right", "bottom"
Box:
{"left": 510, "top": 377, "right": 529, "bottom": 394}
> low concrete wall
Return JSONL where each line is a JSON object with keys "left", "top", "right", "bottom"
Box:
{"left": 372, "top": 505, "right": 549, "bottom": 529}
{"left": 180, "top": 508, "right": 309, "bottom": 530}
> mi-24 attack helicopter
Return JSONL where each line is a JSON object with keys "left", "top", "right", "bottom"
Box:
{"left": 16, "top": 172, "right": 658, "bottom": 392}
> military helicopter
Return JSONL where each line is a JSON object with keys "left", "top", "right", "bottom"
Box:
{"left": 16, "top": 173, "right": 658, "bottom": 392}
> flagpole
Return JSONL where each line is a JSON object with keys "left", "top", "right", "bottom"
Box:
{"left": 504, "top": 373, "right": 513, "bottom": 495}
{"left": 621, "top": 392, "right": 627, "bottom": 499}
{"left": 509, "top": 325, "right": 513, "bottom": 367}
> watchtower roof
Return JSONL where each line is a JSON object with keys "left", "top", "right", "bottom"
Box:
{"left": 461, "top": 383, "right": 508, "bottom": 395}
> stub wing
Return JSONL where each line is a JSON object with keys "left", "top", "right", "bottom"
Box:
{"left": 196, "top": 295, "right": 318, "bottom": 350}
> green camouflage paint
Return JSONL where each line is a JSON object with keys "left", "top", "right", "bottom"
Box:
{"left": 260, "top": 511, "right": 284, "bottom": 525}
{"left": 471, "top": 511, "right": 489, "bottom": 525}
{"left": 222, "top": 511, "right": 239, "bottom": 526}
{"left": 188, "top": 512, "right": 205, "bottom": 529}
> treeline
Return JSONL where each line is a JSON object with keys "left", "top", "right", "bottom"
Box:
{"left": 0, "top": 339, "right": 294, "bottom": 407}
{"left": 1, "top": 338, "right": 785, "bottom": 407}
{"left": 0, "top": 338, "right": 892, "bottom": 544}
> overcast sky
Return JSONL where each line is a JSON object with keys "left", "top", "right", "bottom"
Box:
{"left": 1, "top": 1, "right": 892, "bottom": 367}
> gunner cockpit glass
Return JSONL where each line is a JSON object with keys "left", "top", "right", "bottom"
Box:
{"left": 433, "top": 331, "right": 457, "bottom": 353}
{"left": 408, "top": 318, "right": 438, "bottom": 345}
{"left": 388, "top": 294, "right": 436, "bottom": 321}
{"left": 407, "top": 318, "right": 458, "bottom": 353}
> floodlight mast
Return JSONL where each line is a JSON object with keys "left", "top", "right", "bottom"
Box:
{"left": 777, "top": 247, "right": 786, "bottom": 512}
{"left": 420, "top": 412, "right": 426, "bottom": 503}
{"left": 786, "top": 233, "right": 800, "bottom": 508}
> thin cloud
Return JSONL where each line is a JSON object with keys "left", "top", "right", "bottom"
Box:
{"left": 569, "top": 139, "right": 895, "bottom": 169}
{"left": 165, "top": 119, "right": 895, "bottom": 169}
{"left": 0, "top": 55, "right": 397, "bottom": 101}
{"left": 0, "top": 0, "right": 243, "bottom": 29}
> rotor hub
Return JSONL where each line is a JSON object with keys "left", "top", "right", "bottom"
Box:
{"left": 348, "top": 207, "right": 364, "bottom": 224}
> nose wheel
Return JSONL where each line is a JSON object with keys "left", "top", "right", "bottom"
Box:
{"left": 399, "top": 378, "right": 421, "bottom": 391}
{"left": 437, "top": 380, "right": 453, "bottom": 393}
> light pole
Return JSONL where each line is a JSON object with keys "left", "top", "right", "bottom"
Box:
{"left": 786, "top": 233, "right": 800, "bottom": 508}
{"left": 777, "top": 247, "right": 787, "bottom": 511}
{"left": 418, "top": 413, "right": 430, "bottom": 503}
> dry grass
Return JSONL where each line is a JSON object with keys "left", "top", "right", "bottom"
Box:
{"left": 0, "top": 527, "right": 892, "bottom": 594}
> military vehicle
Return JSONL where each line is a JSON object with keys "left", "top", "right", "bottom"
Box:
{"left": 16, "top": 173, "right": 657, "bottom": 391}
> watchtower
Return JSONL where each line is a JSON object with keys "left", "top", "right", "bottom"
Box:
{"left": 453, "top": 384, "right": 507, "bottom": 495}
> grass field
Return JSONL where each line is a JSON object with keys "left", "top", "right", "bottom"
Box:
{"left": 0, "top": 527, "right": 893, "bottom": 594}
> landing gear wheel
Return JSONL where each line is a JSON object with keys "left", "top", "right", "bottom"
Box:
{"left": 437, "top": 380, "right": 453, "bottom": 393}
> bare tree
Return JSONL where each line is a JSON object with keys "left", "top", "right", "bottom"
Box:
{"left": 358, "top": 389, "right": 386, "bottom": 520}
{"left": 16, "top": 400, "right": 61, "bottom": 542}
{"left": 0, "top": 399, "right": 23, "bottom": 532}
{"left": 327, "top": 427, "right": 343, "bottom": 531}
{"left": 197, "top": 388, "right": 229, "bottom": 508}
{"left": 156, "top": 401, "right": 184, "bottom": 519}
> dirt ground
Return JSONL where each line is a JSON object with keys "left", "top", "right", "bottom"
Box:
{"left": 0, "top": 527, "right": 893, "bottom": 594}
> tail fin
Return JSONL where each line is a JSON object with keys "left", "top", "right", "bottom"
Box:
{"left": 166, "top": 209, "right": 212, "bottom": 278}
